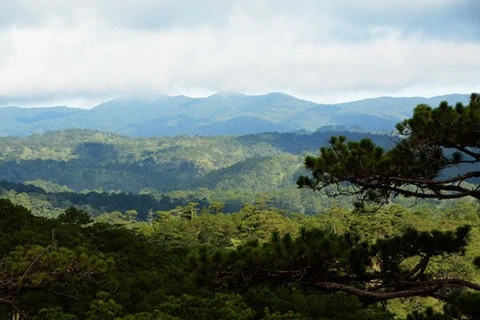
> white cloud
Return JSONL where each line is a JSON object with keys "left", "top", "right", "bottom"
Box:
{"left": 0, "top": 0, "right": 478, "bottom": 107}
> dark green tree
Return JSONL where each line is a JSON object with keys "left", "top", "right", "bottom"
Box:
{"left": 193, "top": 226, "right": 480, "bottom": 302}
{"left": 294, "top": 93, "right": 480, "bottom": 318}
{"left": 297, "top": 93, "right": 480, "bottom": 205}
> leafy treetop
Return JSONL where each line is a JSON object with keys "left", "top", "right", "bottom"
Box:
{"left": 297, "top": 93, "right": 480, "bottom": 205}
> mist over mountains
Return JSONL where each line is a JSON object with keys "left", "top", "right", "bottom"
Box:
{"left": 0, "top": 92, "right": 470, "bottom": 137}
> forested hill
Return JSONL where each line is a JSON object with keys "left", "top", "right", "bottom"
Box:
{"left": 0, "top": 92, "right": 470, "bottom": 136}
{"left": 0, "top": 129, "right": 393, "bottom": 217}
{"left": 1, "top": 127, "right": 474, "bottom": 218}
{"left": 0, "top": 129, "right": 393, "bottom": 193}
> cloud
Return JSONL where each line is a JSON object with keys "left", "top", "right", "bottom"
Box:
{"left": 0, "top": 0, "right": 235, "bottom": 30}
{"left": 2, "top": 0, "right": 477, "bottom": 39}
{"left": 0, "top": 0, "right": 478, "bottom": 107}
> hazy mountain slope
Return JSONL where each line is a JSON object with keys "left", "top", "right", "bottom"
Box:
{"left": 334, "top": 94, "right": 470, "bottom": 116}
{"left": 326, "top": 94, "right": 471, "bottom": 130}
{"left": 0, "top": 93, "right": 471, "bottom": 136}
{"left": 0, "top": 106, "right": 86, "bottom": 136}
{"left": 86, "top": 92, "right": 321, "bottom": 135}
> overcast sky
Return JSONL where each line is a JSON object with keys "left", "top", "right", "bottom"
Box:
{"left": 0, "top": 0, "right": 479, "bottom": 108}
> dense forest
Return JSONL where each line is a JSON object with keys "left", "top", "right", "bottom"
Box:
{"left": 2, "top": 198, "right": 480, "bottom": 319}
{"left": 0, "top": 129, "right": 395, "bottom": 218}
{"left": 1, "top": 95, "right": 480, "bottom": 319}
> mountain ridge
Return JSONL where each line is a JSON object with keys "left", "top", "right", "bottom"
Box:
{"left": 0, "top": 92, "right": 471, "bottom": 137}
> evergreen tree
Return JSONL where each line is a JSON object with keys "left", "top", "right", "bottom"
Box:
{"left": 297, "top": 93, "right": 480, "bottom": 205}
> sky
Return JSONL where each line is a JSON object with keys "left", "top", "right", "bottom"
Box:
{"left": 0, "top": 0, "right": 479, "bottom": 108}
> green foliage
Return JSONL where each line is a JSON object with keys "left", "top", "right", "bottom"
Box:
{"left": 192, "top": 206, "right": 480, "bottom": 319}
{"left": 120, "top": 311, "right": 180, "bottom": 320}
{"left": 298, "top": 93, "right": 480, "bottom": 204}
{"left": 26, "top": 180, "right": 74, "bottom": 193}
{"left": 157, "top": 294, "right": 256, "bottom": 320}
{"left": 261, "top": 309, "right": 309, "bottom": 320}
{"left": 406, "top": 307, "right": 452, "bottom": 320}
{"left": 444, "top": 292, "right": 480, "bottom": 319}
{"left": 33, "top": 307, "right": 78, "bottom": 320}
{"left": 0, "top": 150, "right": 479, "bottom": 320}
{"left": 0, "top": 128, "right": 392, "bottom": 195}
{"left": 0, "top": 127, "right": 405, "bottom": 221}
{"left": 57, "top": 207, "right": 93, "bottom": 226}
{"left": 85, "top": 292, "right": 123, "bottom": 320}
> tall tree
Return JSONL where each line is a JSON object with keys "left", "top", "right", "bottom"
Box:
{"left": 297, "top": 93, "right": 480, "bottom": 205}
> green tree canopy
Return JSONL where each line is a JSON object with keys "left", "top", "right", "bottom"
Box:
{"left": 193, "top": 226, "right": 480, "bottom": 302}
{"left": 297, "top": 93, "right": 480, "bottom": 205}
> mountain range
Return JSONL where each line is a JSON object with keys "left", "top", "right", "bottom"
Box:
{"left": 0, "top": 92, "right": 470, "bottom": 137}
